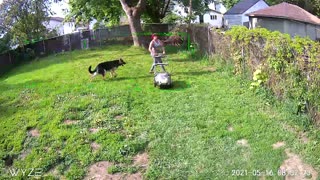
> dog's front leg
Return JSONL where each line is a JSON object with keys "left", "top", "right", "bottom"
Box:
{"left": 113, "top": 70, "right": 117, "bottom": 77}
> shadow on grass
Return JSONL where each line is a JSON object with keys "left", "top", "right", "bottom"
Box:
{"left": 109, "top": 75, "right": 152, "bottom": 81}
{"left": 172, "top": 70, "right": 213, "bottom": 76}
{"left": 171, "top": 81, "right": 191, "bottom": 90}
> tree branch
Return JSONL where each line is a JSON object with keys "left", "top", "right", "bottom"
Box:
{"left": 162, "top": 0, "right": 171, "bottom": 16}
{"left": 119, "top": 0, "right": 130, "bottom": 14}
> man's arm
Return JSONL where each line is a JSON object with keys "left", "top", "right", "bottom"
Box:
{"left": 161, "top": 41, "right": 166, "bottom": 54}
{"left": 148, "top": 41, "right": 153, "bottom": 53}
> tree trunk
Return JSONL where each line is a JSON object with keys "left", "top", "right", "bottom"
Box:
{"left": 120, "top": 0, "right": 146, "bottom": 47}
{"left": 128, "top": 15, "right": 145, "bottom": 47}
{"left": 188, "top": 0, "right": 192, "bottom": 26}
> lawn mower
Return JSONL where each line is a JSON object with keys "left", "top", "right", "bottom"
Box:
{"left": 152, "top": 54, "right": 172, "bottom": 89}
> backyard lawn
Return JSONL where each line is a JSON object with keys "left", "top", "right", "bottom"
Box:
{"left": 0, "top": 45, "right": 319, "bottom": 179}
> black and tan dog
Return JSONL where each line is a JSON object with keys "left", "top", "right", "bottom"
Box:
{"left": 88, "top": 58, "right": 126, "bottom": 80}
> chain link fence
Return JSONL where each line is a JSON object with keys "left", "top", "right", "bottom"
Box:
{"left": 0, "top": 24, "right": 186, "bottom": 75}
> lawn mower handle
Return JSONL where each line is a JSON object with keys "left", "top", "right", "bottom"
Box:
{"left": 154, "top": 63, "right": 168, "bottom": 66}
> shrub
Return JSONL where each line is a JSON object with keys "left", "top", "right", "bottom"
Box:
{"left": 212, "top": 26, "right": 320, "bottom": 123}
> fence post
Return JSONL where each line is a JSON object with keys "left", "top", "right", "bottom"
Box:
{"left": 69, "top": 34, "right": 71, "bottom": 51}
{"left": 207, "top": 26, "right": 210, "bottom": 55}
{"left": 99, "top": 29, "right": 101, "bottom": 47}
{"left": 9, "top": 52, "right": 12, "bottom": 64}
{"left": 42, "top": 40, "right": 46, "bottom": 55}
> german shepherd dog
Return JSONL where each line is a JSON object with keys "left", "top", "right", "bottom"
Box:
{"left": 88, "top": 58, "right": 126, "bottom": 80}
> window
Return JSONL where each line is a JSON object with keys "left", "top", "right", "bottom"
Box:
{"left": 210, "top": 15, "right": 217, "bottom": 20}
{"left": 184, "top": 7, "right": 188, "bottom": 13}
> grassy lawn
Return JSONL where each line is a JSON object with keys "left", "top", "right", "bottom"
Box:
{"left": 0, "top": 45, "right": 319, "bottom": 179}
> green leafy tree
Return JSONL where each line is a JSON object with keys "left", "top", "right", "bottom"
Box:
{"left": 0, "top": 0, "right": 54, "bottom": 47}
{"left": 67, "top": 0, "right": 175, "bottom": 46}
{"left": 0, "top": 33, "right": 12, "bottom": 54}
{"left": 67, "top": 0, "right": 146, "bottom": 46}
{"left": 143, "top": 0, "right": 172, "bottom": 23}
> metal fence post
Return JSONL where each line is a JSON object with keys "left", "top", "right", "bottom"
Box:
{"left": 69, "top": 34, "right": 71, "bottom": 51}
{"left": 9, "top": 52, "right": 12, "bottom": 64}
{"left": 42, "top": 40, "right": 46, "bottom": 55}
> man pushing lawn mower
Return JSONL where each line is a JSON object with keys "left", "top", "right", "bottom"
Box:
{"left": 148, "top": 33, "right": 172, "bottom": 88}
{"left": 148, "top": 33, "right": 166, "bottom": 73}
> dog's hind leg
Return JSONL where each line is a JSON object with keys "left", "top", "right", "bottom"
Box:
{"left": 102, "top": 70, "right": 106, "bottom": 80}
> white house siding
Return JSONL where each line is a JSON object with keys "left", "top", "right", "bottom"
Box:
{"left": 45, "top": 20, "right": 64, "bottom": 35}
{"left": 249, "top": 17, "right": 320, "bottom": 41}
{"left": 249, "top": 17, "right": 284, "bottom": 31}
{"left": 224, "top": 15, "right": 243, "bottom": 27}
{"left": 208, "top": 2, "right": 227, "bottom": 14}
{"left": 172, "top": 1, "right": 226, "bottom": 26}
{"left": 63, "top": 22, "right": 75, "bottom": 34}
{"left": 195, "top": 13, "right": 222, "bottom": 27}
{"left": 242, "top": 0, "right": 269, "bottom": 24}
{"left": 203, "top": 12, "right": 223, "bottom": 28}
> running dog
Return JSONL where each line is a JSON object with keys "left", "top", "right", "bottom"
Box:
{"left": 88, "top": 58, "right": 126, "bottom": 80}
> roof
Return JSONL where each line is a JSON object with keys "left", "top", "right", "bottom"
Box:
{"left": 247, "top": 2, "right": 320, "bottom": 25}
{"left": 206, "top": 9, "right": 222, "bottom": 14}
{"left": 225, "top": 0, "right": 261, "bottom": 15}
{"left": 50, "top": 17, "right": 64, "bottom": 22}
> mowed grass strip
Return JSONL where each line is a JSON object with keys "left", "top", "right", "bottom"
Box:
{"left": 0, "top": 45, "right": 319, "bottom": 179}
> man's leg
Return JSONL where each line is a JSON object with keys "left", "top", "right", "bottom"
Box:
{"left": 149, "top": 57, "right": 156, "bottom": 73}
{"left": 156, "top": 57, "right": 166, "bottom": 72}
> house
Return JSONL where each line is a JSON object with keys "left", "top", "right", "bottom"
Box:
{"left": 247, "top": 2, "right": 320, "bottom": 41}
{"left": 172, "top": 1, "right": 227, "bottom": 28}
{"left": 45, "top": 17, "right": 75, "bottom": 35}
{"left": 195, "top": 9, "right": 224, "bottom": 28}
{"left": 224, "top": 0, "right": 269, "bottom": 28}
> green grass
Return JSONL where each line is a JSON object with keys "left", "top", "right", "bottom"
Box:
{"left": 0, "top": 45, "right": 319, "bottom": 179}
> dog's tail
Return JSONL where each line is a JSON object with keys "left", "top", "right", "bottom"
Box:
{"left": 88, "top": 66, "right": 96, "bottom": 74}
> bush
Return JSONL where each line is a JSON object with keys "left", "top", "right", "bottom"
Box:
{"left": 212, "top": 26, "right": 320, "bottom": 124}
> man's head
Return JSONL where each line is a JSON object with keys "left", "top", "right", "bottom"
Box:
{"left": 151, "top": 33, "right": 158, "bottom": 40}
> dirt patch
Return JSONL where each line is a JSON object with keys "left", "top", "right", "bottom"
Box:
{"left": 84, "top": 161, "right": 123, "bottom": 180}
{"left": 282, "top": 124, "right": 309, "bottom": 144}
{"left": 115, "top": 115, "right": 125, "bottom": 120}
{"left": 89, "top": 128, "right": 99, "bottom": 134}
{"left": 298, "top": 132, "right": 309, "bottom": 144}
{"left": 272, "top": 141, "right": 286, "bottom": 149}
{"left": 227, "top": 126, "right": 234, "bottom": 132}
{"left": 19, "top": 149, "right": 31, "bottom": 160}
{"left": 279, "top": 149, "right": 318, "bottom": 180}
{"left": 47, "top": 167, "right": 67, "bottom": 180}
{"left": 28, "top": 128, "right": 40, "bottom": 137}
{"left": 133, "top": 152, "right": 149, "bottom": 169}
{"left": 85, "top": 153, "right": 149, "bottom": 180}
{"left": 236, "top": 139, "right": 249, "bottom": 147}
{"left": 203, "top": 67, "right": 216, "bottom": 72}
{"left": 126, "top": 173, "right": 143, "bottom": 180}
{"left": 63, "top": 120, "right": 79, "bottom": 125}
{"left": 90, "top": 142, "right": 101, "bottom": 152}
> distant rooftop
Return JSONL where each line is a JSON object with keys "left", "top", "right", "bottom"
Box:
{"left": 50, "top": 17, "right": 64, "bottom": 22}
{"left": 247, "top": 2, "right": 320, "bottom": 25}
{"left": 225, "top": 0, "right": 261, "bottom": 15}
